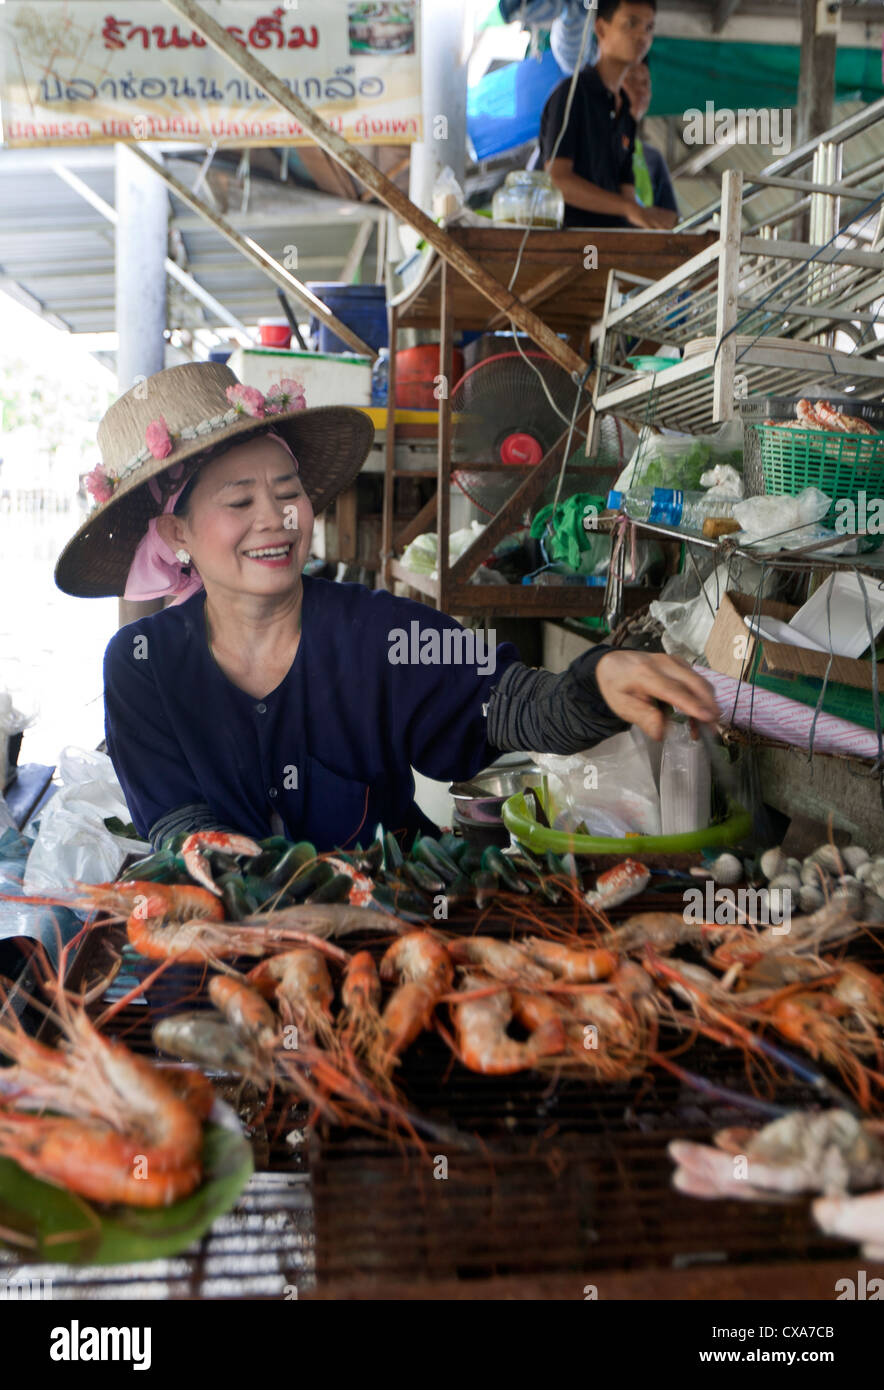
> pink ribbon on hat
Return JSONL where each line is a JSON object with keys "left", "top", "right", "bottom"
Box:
{"left": 124, "top": 432, "right": 299, "bottom": 605}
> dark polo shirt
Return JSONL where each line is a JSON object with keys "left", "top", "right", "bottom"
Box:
{"left": 539, "top": 63, "right": 636, "bottom": 227}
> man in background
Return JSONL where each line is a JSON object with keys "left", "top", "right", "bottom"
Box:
{"left": 621, "top": 59, "right": 679, "bottom": 229}
{"left": 539, "top": 0, "right": 671, "bottom": 229}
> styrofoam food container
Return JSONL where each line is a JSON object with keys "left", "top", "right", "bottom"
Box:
{"left": 227, "top": 346, "right": 372, "bottom": 408}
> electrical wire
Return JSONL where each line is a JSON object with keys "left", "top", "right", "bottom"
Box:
{"left": 506, "top": 2, "right": 596, "bottom": 438}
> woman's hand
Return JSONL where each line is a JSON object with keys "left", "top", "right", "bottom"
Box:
{"left": 594, "top": 651, "right": 720, "bottom": 741}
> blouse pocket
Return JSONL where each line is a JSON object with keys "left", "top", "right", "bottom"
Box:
{"left": 302, "top": 754, "right": 370, "bottom": 850}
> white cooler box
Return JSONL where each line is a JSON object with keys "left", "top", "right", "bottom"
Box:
{"left": 228, "top": 346, "right": 373, "bottom": 409}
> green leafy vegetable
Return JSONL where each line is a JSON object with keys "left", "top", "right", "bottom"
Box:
{"left": 0, "top": 1121, "right": 252, "bottom": 1265}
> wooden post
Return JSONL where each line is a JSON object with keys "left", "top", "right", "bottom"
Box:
{"left": 335, "top": 485, "right": 358, "bottom": 564}
{"left": 712, "top": 169, "right": 743, "bottom": 423}
{"left": 381, "top": 303, "right": 398, "bottom": 591}
{"left": 161, "top": 0, "right": 589, "bottom": 382}
{"left": 127, "top": 145, "right": 377, "bottom": 360}
{"left": 437, "top": 262, "right": 454, "bottom": 613}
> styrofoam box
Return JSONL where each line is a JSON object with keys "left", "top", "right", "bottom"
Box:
{"left": 228, "top": 346, "right": 372, "bottom": 409}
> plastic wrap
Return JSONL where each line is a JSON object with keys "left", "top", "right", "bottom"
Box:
{"left": 531, "top": 726, "right": 661, "bottom": 837}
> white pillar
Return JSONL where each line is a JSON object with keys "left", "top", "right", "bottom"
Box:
{"left": 115, "top": 143, "right": 168, "bottom": 625}
{"left": 408, "top": 0, "right": 469, "bottom": 215}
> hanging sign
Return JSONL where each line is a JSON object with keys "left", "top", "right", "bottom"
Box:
{"left": 0, "top": 1, "right": 422, "bottom": 147}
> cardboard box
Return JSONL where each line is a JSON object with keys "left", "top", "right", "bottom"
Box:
{"left": 705, "top": 591, "right": 882, "bottom": 693}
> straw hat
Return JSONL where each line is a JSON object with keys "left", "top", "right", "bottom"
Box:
{"left": 55, "top": 361, "right": 375, "bottom": 597}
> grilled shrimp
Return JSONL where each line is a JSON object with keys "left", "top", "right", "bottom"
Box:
{"left": 451, "top": 971, "right": 565, "bottom": 1074}
{"left": 520, "top": 937, "right": 617, "bottom": 983}
{"left": 447, "top": 936, "right": 553, "bottom": 985}
{"left": 0, "top": 1006, "right": 204, "bottom": 1207}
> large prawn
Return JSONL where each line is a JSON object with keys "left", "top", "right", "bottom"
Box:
{"left": 0, "top": 995, "right": 206, "bottom": 1207}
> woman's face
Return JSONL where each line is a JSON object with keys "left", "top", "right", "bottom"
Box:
{"left": 163, "top": 436, "right": 314, "bottom": 597}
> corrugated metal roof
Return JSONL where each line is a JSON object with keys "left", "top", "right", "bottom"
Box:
{"left": 0, "top": 148, "right": 385, "bottom": 337}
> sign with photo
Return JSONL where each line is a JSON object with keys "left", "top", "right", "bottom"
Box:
{"left": 0, "top": 1, "right": 422, "bottom": 147}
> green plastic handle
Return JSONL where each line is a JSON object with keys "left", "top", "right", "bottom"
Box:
{"left": 501, "top": 791, "right": 753, "bottom": 857}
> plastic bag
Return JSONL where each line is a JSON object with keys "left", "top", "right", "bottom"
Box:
{"left": 650, "top": 556, "right": 775, "bottom": 661}
{"left": 23, "top": 747, "right": 150, "bottom": 896}
{"left": 401, "top": 522, "right": 487, "bottom": 580}
{"left": 700, "top": 463, "right": 745, "bottom": 498}
{"left": 531, "top": 726, "right": 661, "bottom": 837}
{"left": 614, "top": 420, "right": 743, "bottom": 494}
{"left": 733, "top": 487, "right": 831, "bottom": 547}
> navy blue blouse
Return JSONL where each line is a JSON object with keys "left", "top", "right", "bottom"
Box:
{"left": 103, "top": 577, "right": 521, "bottom": 851}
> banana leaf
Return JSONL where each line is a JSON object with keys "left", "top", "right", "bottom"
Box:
{"left": 0, "top": 1112, "right": 252, "bottom": 1266}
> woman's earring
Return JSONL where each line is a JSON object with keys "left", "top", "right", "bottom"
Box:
{"left": 175, "top": 548, "right": 191, "bottom": 565}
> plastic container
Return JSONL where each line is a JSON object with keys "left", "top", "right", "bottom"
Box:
{"left": 258, "top": 317, "right": 292, "bottom": 348}
{"left": 750, "top": 422, "right": 884, "bottom": 526}
{"left": 492, "top": 171, "right": 564, "bottom": 229}
{"left": 659, "top": 721, "right": 711, "bottom": 835}
{"left": 227, "top": 347, "right": 372, "bottom": 407}
{"left": 307, "top": 283, "right": 388, "bottom": 356}
{"left": 607, "top": 487, "right": 743, "bottom": 533}
{"left": 371, "top": 348, "right": 389, "bottom": 407}
{"left": 394, "top": 344, "right": 465, "bottom": 409}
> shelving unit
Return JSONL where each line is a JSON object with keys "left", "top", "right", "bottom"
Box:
{"left": 590, "top": 169, "right": 884, "bottom": 440}
{"left": 381, "top": 224, "right": 716, "bottom": 617}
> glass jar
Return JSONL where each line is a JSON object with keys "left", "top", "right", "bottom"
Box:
{"left": 492, "top": 170, "right": 564, "bottom": 229}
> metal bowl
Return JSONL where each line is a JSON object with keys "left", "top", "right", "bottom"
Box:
{"left": 449, "top": 760, "right": 542, "bottom": 803}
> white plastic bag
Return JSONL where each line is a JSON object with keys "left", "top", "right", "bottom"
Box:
{"left": 532, "top": 726, "right": 661, "bottom": 837}
{"left": 23, "top": 747, "right": 150, "bottom": 895}
{"left": 733, "top": 487, "right": 831, "bottom": 545}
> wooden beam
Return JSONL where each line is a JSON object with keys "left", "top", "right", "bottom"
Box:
{"left": 127, "top": 144, "right": 376, "bottom": 359}
{"left": 797, "top": 0, "right": 837, "bottom": 146}
{"left": 484, "top": 262, "right": 579, "bottom": 331}
{"left": 335, "top": 484, "right": 358, "bottom": 563}
{"left": 393, "top": 493, "right": 439, "bottom": 552}
{"left": 162, "top": 0, "right": 589, "bottom": 382}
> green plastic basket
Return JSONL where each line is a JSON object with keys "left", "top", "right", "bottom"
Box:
{"left": 751, "top": 423, "right": 884, "bottom": 525}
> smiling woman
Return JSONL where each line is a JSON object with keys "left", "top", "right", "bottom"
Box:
{"left": 54, "top": 362, "right": 720, "bottom": 852}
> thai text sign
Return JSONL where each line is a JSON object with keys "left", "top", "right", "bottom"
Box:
{"left": 1, "top": 1, "right": 422, "bottom": 146}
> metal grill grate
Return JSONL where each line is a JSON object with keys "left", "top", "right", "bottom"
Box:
{"left": 2, "top": 901, "right": 881, "bottom": 1298}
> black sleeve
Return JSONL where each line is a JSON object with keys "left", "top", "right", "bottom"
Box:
{"left": 539, "top": 79, "right": 579, "bottom": 164}
{"left": 485, "top": 645, "right": 628, "bottom": 755}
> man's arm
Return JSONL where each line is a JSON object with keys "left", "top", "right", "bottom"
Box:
{"left": 546, "top": 157, "right": 673, "bottom": 229}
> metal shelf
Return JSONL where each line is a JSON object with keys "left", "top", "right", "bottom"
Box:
{"left": 590, "top": 169, "right": 884, "bottom": 438}
{"left": 595, "top": 343, "right": 884, "bottom": 435}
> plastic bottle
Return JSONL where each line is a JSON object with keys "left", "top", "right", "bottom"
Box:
{"left": 371, "top": 348, "right": 390, "bottom": 407}
{"left": 607, "top": 487, "right": 743, "bottom": 533}
{"left": 659, "top": 719, "right": 711, "bottom": 835}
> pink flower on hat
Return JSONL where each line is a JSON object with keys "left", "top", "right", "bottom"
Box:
{"left": 145, "top": 416, "right": 173, "bottom": 459}
{"left": 226, "top": 384, "right": 266, "bottom": 418}
{"left": 265, "top": 378, "right": 307, "bottom": 415}
{"left": 85, "top": 465, "right": 114, "bottom": 505}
